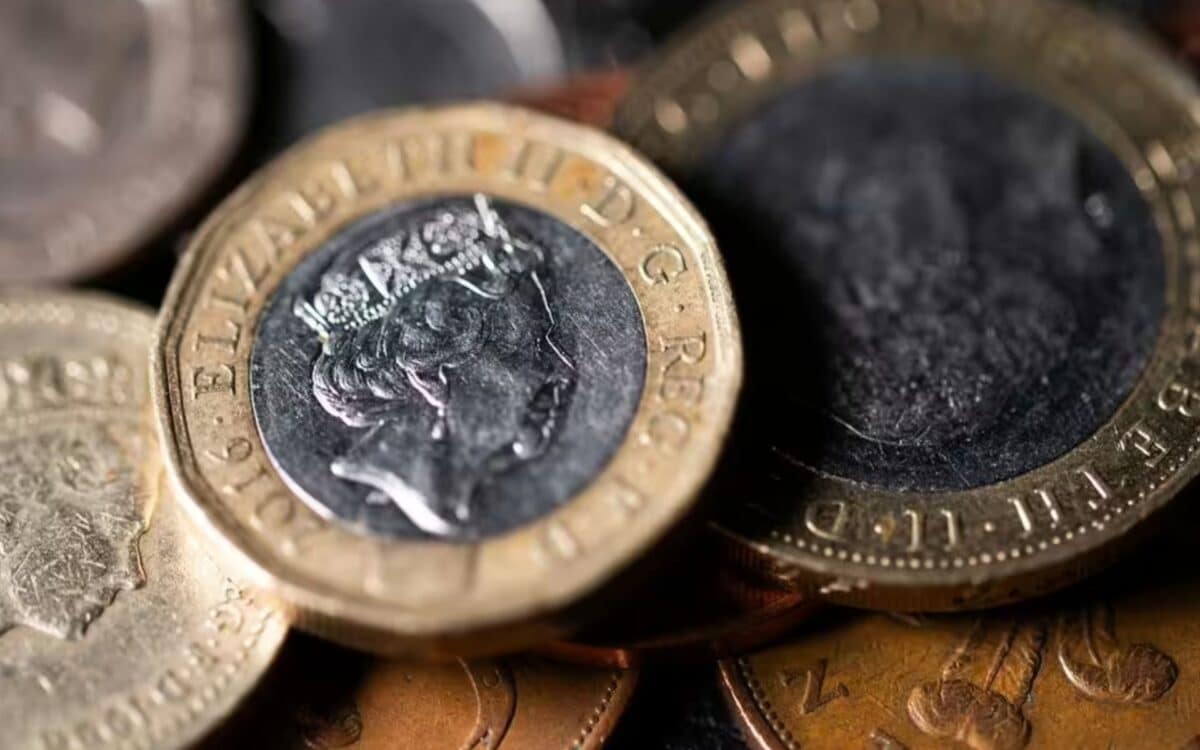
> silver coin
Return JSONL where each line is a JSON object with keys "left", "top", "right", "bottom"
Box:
{"left": 0, "top": 0, "right": 247, "bottom": 282}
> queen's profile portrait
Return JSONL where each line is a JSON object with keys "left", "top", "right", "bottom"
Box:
{"left": 295, "top": 194, "right": 576, "bottom": 538}
{"left": 0, "top": 424, "right": 145, "bottom": 640}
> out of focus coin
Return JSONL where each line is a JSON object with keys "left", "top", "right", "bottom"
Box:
{"left": 618, "top": 0, "right": 1200, "bottom": 609}
{"left": 265, "top": 651, "right": 635, "bottom": 749}
{"left": 0, "top": 292, "right": 285, "bottom": 749}
{"left": 154, "top": 104, "right": 742, "bottom": 654}
{"left": 252, "top": 0, "right": 567, "bottom": 153}
{"left": 0, "top": 0, "right": 247, "bottom": 282}
{"left": 720, "top": 529, "right": 1200, "bottom": 749}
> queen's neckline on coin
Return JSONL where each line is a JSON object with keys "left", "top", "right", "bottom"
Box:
{"left": 616, "top": 0, "right": 1200, "bottom": 609}
{"left": 0, "top": 0, "right": 247, "bottom": 282}
{"left": 0, "top": 291, "right": 285, "bottom": 749}
{"left": 153, "top": 103, "right": 742, "bottom": 655}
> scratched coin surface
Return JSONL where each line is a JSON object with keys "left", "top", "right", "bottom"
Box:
{"left": 0, "top": 292, "right": 285, "bottom": 750}
{"left": 154, "top": 103, "right": 741, "bottom": 654}
{"left": 617, "top": 0, "right": 1200, "bottom": 609}
{"left": 720, "top": 521, "right": 1200, "bottom": 750}
{"left": 0, "top": 0, "right": 246, "bottom": 282}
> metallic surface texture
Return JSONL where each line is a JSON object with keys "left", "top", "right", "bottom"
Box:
{"left": 252, "top": 195, "right": 645, "bottom": 540}
{"left": 153, "top": 104, "right": 742, "bottom": 654}
{"left": 721, "top": 520, "right": 1200, "bottom": 749}
{"left": 702, "top": 60, "right": 1163, "bottom": 492}
{"left": 242, "top": 646, "right": 637, "bottom": 749}
{"left": 0, "top": 292, "right": 284, "bottom": 750}
{"left": 617, "top": 0, "right": 1200, "bottom": 610}
{"left": 0, "top": 0, "right": 247, "bottom": 282}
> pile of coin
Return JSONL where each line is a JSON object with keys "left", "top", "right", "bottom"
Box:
{"left": 4, "top": 0, "right": 1200, "bottom": 747}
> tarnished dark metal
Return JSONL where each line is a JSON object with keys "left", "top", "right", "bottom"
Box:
{"left": 697, "top": 61, "right": 1164, "bottom": 492}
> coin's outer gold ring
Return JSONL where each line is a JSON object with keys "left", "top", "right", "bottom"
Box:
{"left": 153, "top": 103, "right": 742, "bottom": 654}
{"left": 617, "top": 0, "right": 1200, "bottom": 609}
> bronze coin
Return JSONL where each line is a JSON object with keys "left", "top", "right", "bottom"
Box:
{"left": 231, "top": 641, "right": 637, "bottom": 750}
{"left": 720, "top": 519, "right": 1200, "bottom": 748}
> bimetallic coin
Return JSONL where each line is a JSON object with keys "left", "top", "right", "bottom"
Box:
{"left": 0, "top": 292, "right": 285, "bottom": 750}
{"left": 0, "top": 0, "right": 247, "bottom": 282}
{"left": 154, "top": 104, "right": 742, "bottom": 654}
{"left": 617, "top": 0, "right": 1200, "bottom": 609}
{"left": 720, "top": 527, "right": 1200, "bottom": 749}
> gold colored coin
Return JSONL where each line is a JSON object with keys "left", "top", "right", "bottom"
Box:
{"left": 617, "top": 0, "right": 1200, "bottom": 609}
{"left": 721, "top": 528, "right": 1200, "bottom": 749}
{"left": 153, "top": 103, "right": 742, "bottom": 655}
{"left": 0, "top": 291, "right": 285, "bottom": 750}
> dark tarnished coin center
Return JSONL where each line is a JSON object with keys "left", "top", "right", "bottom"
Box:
{"left": 699, "top": 60, "right": 1164, "bottom": 492}
{"left": 251, "top": 195, "right": 646, "bottom": 540}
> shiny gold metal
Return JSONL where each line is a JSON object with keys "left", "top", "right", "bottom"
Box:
{"left": 153, "top": 103, "right": 742, "bottom": 655}
{"left": 0, "top": 291, "right": 285, "bottom": 749}
{"left": 618, "top": 0, "right": 1200, "bottom": 610}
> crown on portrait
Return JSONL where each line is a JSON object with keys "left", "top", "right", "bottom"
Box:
{"left": 294, "top": 194, "right": 540, "bottom": 346}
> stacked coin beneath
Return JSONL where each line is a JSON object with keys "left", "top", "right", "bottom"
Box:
{"left": 3, "top": 0, "right": 1200, "bottom": 748}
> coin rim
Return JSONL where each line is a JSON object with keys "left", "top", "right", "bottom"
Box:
{"left": 615, "top": 0, "right": 1200, "bottom": 606}
{"left": 0, "top": 289, "right": 287, "bottom": 749}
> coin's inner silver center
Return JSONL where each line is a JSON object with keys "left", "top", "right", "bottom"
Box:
{"left": 699, "top": 60, "right": 1164, "bottom": 492}
{"left": 250, "top": 195, "right": 646, "bottom": 540}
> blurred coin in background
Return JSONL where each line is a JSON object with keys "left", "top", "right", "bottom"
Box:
{"left": 250, "top": 0, "right": 719, "bottom": 156}
{"left": 222, "top": 637, "right": 635, "bottom": 750}
{"left": 251, "top": 0, "right": 568, "bottom": 153}
{"left": 0, "top": 292, "right": 285, "bottom": 749}
{"left": 606, "top": 665, "right": 747, "bottom": 750}
{"left": 0, "top": 0, "right": 247, "bottom": 282}
{"left": 618, "top": 0, "right": 1200, "bottom": 610}
{"left": 154, "top": 104, "right": 742, "bottom": 655}
{"left": 292, "top": 656, "right": 635, "bottom": 749}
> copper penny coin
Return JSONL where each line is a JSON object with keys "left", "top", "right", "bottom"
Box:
{"left": 720, "top": 518, "right": 1200, "bottom": 749}
{"left": 231, "top": 642, "right": 637, "bottom": 750}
